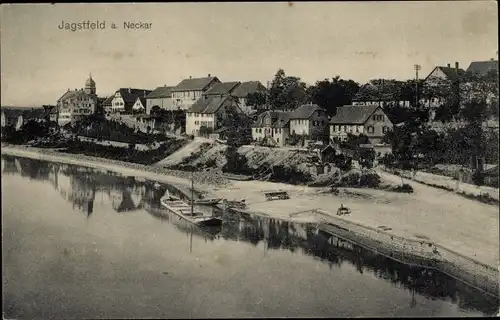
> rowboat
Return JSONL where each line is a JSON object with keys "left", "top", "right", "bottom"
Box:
{"left": 160, "top": 175, "right": 222, "bottom": 226}
{"left": 160, "top": 196, "right": 222, "bottom": 226}
{"left": 263, "top": 190, "right": 290, "bottom": 201}
{"left": 193, "top": 198, "right": 222, "bottom": 205}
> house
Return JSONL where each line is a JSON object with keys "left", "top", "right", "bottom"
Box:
{"left": 185, "top": 95, "right": 242, "bottom": 136}
{"left": 251, "top": 110, "right": 291, "bottom": 146}
{"left": 288, "top": 103, "right": 329, "bottom": 138}
{"left": 171, "top": 75, "right": 220, "bottom": 110}
{"left": 329, "top": 105, "right": 393, "bottom": 145}
{"left": 203, "top": 82, "right": 241, "bottom": 99}
{"left": 352, "top": 79, "right": 411, "bottom": 108}
{"left": 132, "top": 97, "right": 147, "bottom": 113}
{"left": 110, "top": 88, "right": 152, "bottom": 114}
{"left": 101, "top": 96, "right": 114, "bottom": 115}
{"left": 56, "top": 74, "right": 98, "bottom": 126}
{"left": 231, "top": 81, "right": 268, "bottom": 115}
{"left": 421, "top": 62, "right": 465, "bottom": 110}
{"left": 466, "top": 59, "right": 499, "bottom": 77}
{"left": 146, "top": 86, "right": 174, "bottom": 114}
{"left": 42, "top": 105, "right": 57, "bottom": 122}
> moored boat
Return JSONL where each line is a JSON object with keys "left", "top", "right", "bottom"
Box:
{"left": 194, "top": 198, "right": 222, "bottom": 205}
{"left": 160, "top": 196, "right": 222, "bottom": 226}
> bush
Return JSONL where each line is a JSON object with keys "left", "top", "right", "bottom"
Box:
{"left": 390, "top": 183, "right": 414, "bottom": 193}
{"left": 340, "top": 171, "right": 360, "bottom": 186}
{"left": 269, "top": 165, "right": 312, "bottom": 185}
{"left": 358, "top": 172, "right": 381, "bottom": 188}
{"left": 222, "top": 146, "right": 252, "bottom": 175}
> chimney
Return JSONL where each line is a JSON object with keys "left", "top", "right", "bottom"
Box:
{"left": 447, "top": 63, "right": 451, "bottom": 68}
{"left": 455, "top": 61, "right": 459, "bottom": 70}
{"left": 267, "top": 81, "right": 271, "bottom": 89}
{"left": 208, "top": 73, "right": 211, "bottom": 77}
{"left": 128, "top": 87, "right": 131, "bottom": 94}
{"left": 189, "top": 76, "right": 192, "bottom": 79}
{"left": 143, "top": 90, "right": 146, "bottom": 97}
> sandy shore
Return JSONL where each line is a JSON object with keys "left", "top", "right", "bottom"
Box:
{"left": 2, "top": 144, "right": 499, "bottom": 296}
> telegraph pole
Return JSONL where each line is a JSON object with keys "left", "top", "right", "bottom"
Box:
{"left": 414, "top": 64, "right": 421, "bottom": 109}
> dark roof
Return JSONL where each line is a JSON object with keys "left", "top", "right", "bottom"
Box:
{"left": 57, "top": 89, "right": 88, "bottom": 102}
{"left": 329, "top": 105, "right": 380, "bottom": 124}
{"left": 289, "top": 104, "right": 325, "bottom": 119}
{"left": 252, "top": 110, "right": 291, "bottom": 128}
{"left": 147, "top": 86, "right": 174, "bottom": 99}
{"left": 187, "top": 96, "right": 236, "bottom": 114}
{"left": 426, "top": 66, "right": 466, "bottom": 82}
{"left": 135, "top": 97, "right": 147, "bottom": 108}
{"left": 204, "top": 82, "right": 241, "bottom": 96}
{"left": 172, "top": 77, "right": 219, "bottom": 92}
{"left": 231, "top": 81, "right": 267, "bottom": 98}
{"left": 102, "top": 96, "right": 113, "bottom": 106}
{"left": 116, "top": 88, "right": 152, "bottom": 112}
{"left": 466, "top": 60, "right": 499, "bottom": 77}
{"left": 353, "top": 80, "right": 408, "bottom": 102}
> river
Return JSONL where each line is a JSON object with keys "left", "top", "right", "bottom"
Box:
{"left": 2, "top": 155, "right": 498, "bottom": 318}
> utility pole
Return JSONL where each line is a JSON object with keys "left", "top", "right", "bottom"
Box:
{"left": 414, "top": 64, "right": 421, "bottom": 109}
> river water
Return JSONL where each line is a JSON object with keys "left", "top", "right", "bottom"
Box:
{"left": 2, "top": 155, "right": 499, "bottom": 318}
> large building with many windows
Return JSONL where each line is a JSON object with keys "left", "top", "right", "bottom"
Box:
{"left": 56, "top": 74, "right": 98, "bottom": 126}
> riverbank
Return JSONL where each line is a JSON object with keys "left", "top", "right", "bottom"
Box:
{"left": 2, "top": 144, "right": 498, "bottom": 297}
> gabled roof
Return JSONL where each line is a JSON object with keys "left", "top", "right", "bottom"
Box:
{"left": 425, "top": 66, "right": 466, "bottom": 82}
{"left": 252, "top": 110, "right": 291, "bottom": 128}
{"left": 231, "top": 81, "right": 267, "bottom": 98}
{"left": 466, "top": 60, "right": 499, "bottom": 77}
{"left": 57, "top": 89, "right": 88, "bottom": 102}
{"left": 102, "top": 96, "right": 114, "bottom": 106}
{"left": 134, "top": 97, "right": 147, "bottom": 108}
{"left": 353, "top": 79, "right": 408, "bottom": 102}
{"left": 147, "top": 86, "right": 174, "bottom": 99}
{"left": 289, "top": 104, "right": 325, "bottom": 119}
{"left": 204, "top": 82, "right": 241, "bottom": 96}
{"left": 117, "top": 88, "right": 152, "bottom": 104}
{"left": 329, "top": 105, "right": 380, "bottom": 125}
{"left": 187, "top": 96, "right": 237, "bottom": 114}
{"left": 172, "top": 77, "right": 219, "bottom": 92}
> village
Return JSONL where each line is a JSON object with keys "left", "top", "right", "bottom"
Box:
{"left": 1, "top": 58, "right": 499, "bottom": 181}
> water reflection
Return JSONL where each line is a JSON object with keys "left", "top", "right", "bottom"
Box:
{"left": 2, "top": 154, "right": 499, "bottom": 316}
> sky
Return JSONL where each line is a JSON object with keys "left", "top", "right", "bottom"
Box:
{"left": 1, "top": 2, "right": 498, "bottom": 107}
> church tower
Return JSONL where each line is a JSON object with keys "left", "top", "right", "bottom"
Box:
{"left": 84, "top": 73, "right": 96, "bottom": 95}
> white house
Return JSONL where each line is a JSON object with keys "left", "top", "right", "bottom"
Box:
{"left": 231, "top": 81, "right": 268, "bottom": 114}
{"left": 251, "top": 110, "right": 291, "bottom": 146}
{"left": 185, "top": 95, "right": 242, "bottom": 136}
{"left": 132, "top": 97, "right": 147, "bottom": 113}
{"left": 56, "top": 74, "right": 98, "bottom": 126}
{"left": 171, "top": 75, "right": 220, "bottom": 110}
{"left": 421, "top": 62, "right": 465, "bottom": 112}
{"left": 329, "top": 105, "right": 393, "bottom": 145}
{"left": 146, "top": 86, "right": 174, "bottom": 114}
{"left": 110, "top": 88, "right": 152, "bottom": 114}
{"left": 288, "top": 103, "right": 329, "bottom": 137}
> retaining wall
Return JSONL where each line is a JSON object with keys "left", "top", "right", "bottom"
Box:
{"left": 313, "top": 209, "right": 499, "bottom": 298}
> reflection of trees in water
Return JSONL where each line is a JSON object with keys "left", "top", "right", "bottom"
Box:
{"left": 3, "top": 156, "right": 497, "bottom": 315}
{"left": 216, "top": 212, "right": 498, "bottom": 315}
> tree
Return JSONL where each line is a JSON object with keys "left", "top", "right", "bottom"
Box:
{"left": 246, "top": 92, "right": 268, "bottom": 110}
{"left": 268, "top": 69, "right": 308, "bottom": 110}
{"left": 306, "top": 76, "right": 360, "bottom": 116}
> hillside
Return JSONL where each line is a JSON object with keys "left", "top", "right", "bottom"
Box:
{"left": 153, "top": 140, "right": 313, "bottom": 177}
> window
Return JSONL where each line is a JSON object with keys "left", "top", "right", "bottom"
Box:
{"left": 382, "top": 126, "right": 389, "bottom": 133}
{"left": 367, "top": 126, "right": 375, "bottom": 133}
{"left": 277, "top": 138, "right": 280, "bottom": 143}
{"left": 334, "top": 125, "right": 339, "bottom": 132}
{"left": 355, "top": 126, "right": 360, "bottom": 133}
{"left": 340, "top": 125, "right": 345, "bottom": 132}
